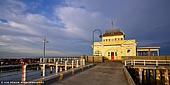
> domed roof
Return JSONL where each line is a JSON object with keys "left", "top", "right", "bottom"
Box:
{"left": 102, "top": 29, "right": 124, "bottom": 37}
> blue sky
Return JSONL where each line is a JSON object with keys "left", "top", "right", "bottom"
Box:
{"left": 0, "top": 0, "right": 170, "bottom": 58}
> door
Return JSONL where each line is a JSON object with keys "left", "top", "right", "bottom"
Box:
{"left": 111, "top": 52, "right": 114, "bottom": 61}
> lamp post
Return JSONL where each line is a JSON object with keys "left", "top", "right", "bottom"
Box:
{"left": 92, "top": 29, "right": 102, "bottom": 63}
{"left": 43, "top": 36, "right": 48, "bottom": 62}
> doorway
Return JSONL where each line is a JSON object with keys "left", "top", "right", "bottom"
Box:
{"left": 111, "top": 52, "right": 114, "bottom": 61}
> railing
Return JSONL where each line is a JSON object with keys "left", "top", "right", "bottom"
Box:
{"left": 0, "top": 58, "right": 86, "bottom": 84}
{"left": 124, "top": 60, "right": 170, "bottom": 66}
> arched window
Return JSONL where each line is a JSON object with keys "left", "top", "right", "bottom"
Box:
{"left": 127, "top": 50, "right": 131, "bottom": 56}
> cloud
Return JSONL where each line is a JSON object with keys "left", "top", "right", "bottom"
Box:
{"left": 0, "top": 0, "right": 170, "bottom": 57}
{"left": 56, "top": 7, "right": 110, "bottom": 40}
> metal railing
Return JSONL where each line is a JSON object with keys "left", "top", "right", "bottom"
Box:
{"left": 124, "top": 60, "right": 170, "bottom": 66}
{"left": 0, "top": 58, "right": 86, "bottom": 84}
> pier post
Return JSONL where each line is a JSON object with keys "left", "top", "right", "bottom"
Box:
{"left": 165, "top": 69, "right": 169, "bottom": 85}
{"left": 139, "top": 68, "right": 143, "bottom": 83}
{"left": 142, "top": 69, "right": 145, "bottom": 84}
{"left": 72, "top": 60, "right": 74, "bottom": 68}
{"left": 56, "top": 62, "right": 58, "bottom": 73}
{"left": 152, "top": 69, "right": 156, "bottom": 85}
{"left": 76, "top": 60, "right": 79, "bottom": 68}
{"left": 156, "top": 69, "right": 160, "bottom": 80}
{"left": 65, "top": 61, "right": 68, "bottom": 71}
{"left": 146, "top": 69, "right": 150, "bottom": 85}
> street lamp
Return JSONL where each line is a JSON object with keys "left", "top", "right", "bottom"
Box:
{"left": 92, "top": 29, "right": 102, "bottom": 63}
{"left": 43, "top": 36, "right": 48, "bottom": 62}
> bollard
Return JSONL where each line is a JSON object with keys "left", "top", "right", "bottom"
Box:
{"left": 65, "top": 61, "right": 68, "bottom": 71}
{"left": 56, "top": 62, "right": 58, "bottom": 73}
{"left": 72, "top": 60, "right": 74, "bottom": 68}
{"left": 76, "top": 60, "right": 79, "bottom": 68}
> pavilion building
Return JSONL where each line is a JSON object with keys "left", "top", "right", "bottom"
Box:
{"left": 92, "top": 29, "right": 160, "bottom": 60}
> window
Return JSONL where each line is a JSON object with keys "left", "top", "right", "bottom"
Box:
{"left": 127, "top": 50, "right": 131, "bottom": 56}
{"left": 95, "top": 50, "right": 102, "bottom": 56}
{"left": 108, "top": 52, "right": 110, "bottom": 56}
{"left": 115, "top": 52, "right": 117, "bottom": 56}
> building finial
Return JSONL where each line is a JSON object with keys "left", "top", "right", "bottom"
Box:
{"left": 111, "top": 19, "right": 114, "bottom": 29}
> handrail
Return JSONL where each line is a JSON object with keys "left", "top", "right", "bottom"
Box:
{"left": 0, "top": 58, "right": 86, "bottom": 83}
{"left": 125, "top": 59, "right": 170, "bottom": 66}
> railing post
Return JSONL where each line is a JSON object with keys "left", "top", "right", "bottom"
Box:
{"left": 156, "top": 60, "right": 158, "bottom": 66}
{"left": 56, "top": 62, "right": 58, "bottom": 73}
{"left": 131, "top": 60, "right": 133, "bottom": 65}
{"left": 76, "top": 60, "right": 79, "bottom": 68}
{"left": 21, "top": 59, "right": 27, "bottom": 82}
{"left": 72, "top": 60, "right": 74, "bottom": 68}
{"left": 125, "top": 60, "right": 127, "bottom": 66}
{"left": 134, "top": 60, "right": 135, "bottom": 65}
{"left": 42, "top": 64, "right": 45, "bottom": 77}
{"left": 65, "top": 61, "right": 67, "bottom": 71}
{"left": 83, "top": 59, "right": 85, "bottom": 66}
{"left": 22, "top": 63, "right": 27, "bottom": 82}
{"left": 144, "top": 60, "right": 145, "bottom": 66}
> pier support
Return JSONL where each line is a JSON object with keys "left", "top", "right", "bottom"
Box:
{"left": 165, "top": 69, "right": 169, "bottom": 85}
{"left": 152, "top": 69, "right": 156, "bottom": 85}
{"left": 156, "top": 69, "right": 160, "bottom": 80}
{"left": 146, "top": 69, "right": 150, "bottom": 84}
{"left": 139, "top": 68, "right": 143, "bottom": 83}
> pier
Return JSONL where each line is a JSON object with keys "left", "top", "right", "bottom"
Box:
{"left": 50, "top": 61, "right": 128, "bottom": 85}
{"left": 0, "top": 56, "right": 170, "bottom": 85}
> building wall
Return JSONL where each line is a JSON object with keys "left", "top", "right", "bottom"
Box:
{"left": 93, "top": 39, "right": 137, "bottom": 60}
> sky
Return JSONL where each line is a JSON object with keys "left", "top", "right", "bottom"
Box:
{"left": 0, "top": 0, "right": 170, "bottom": 58}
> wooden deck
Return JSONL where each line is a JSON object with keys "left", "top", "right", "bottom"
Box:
{"left": 50, "top": 61, "right": 128, "bottom": 85}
